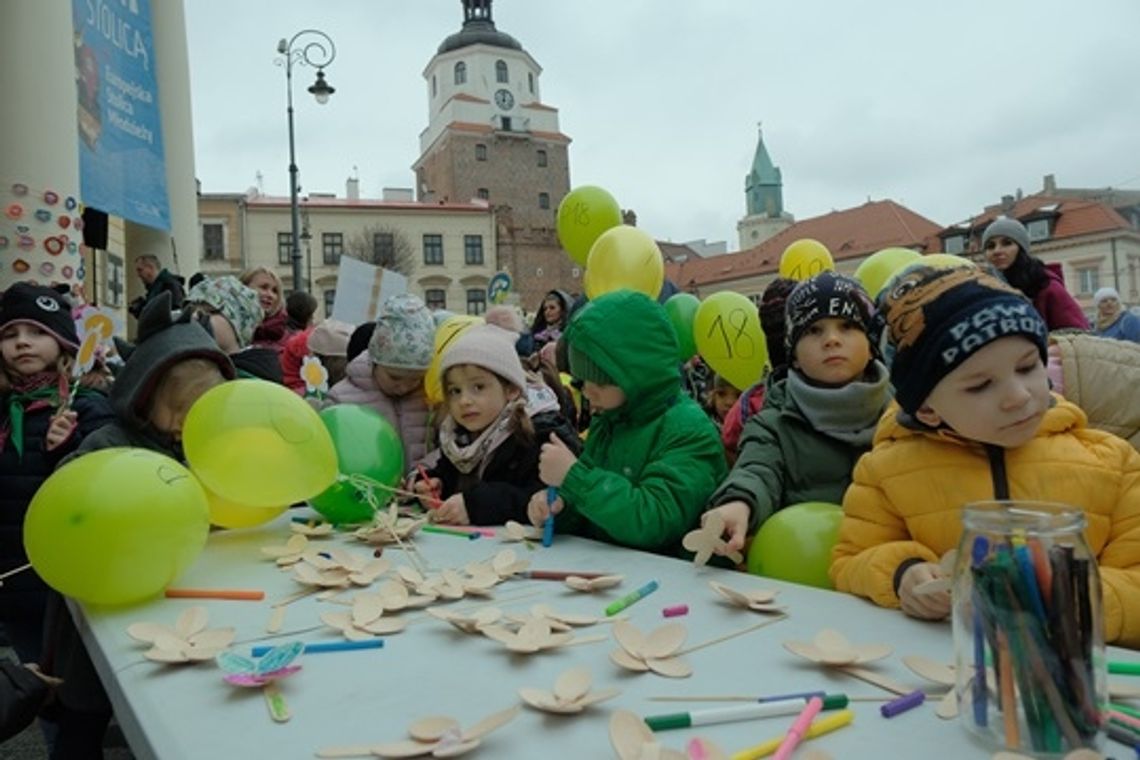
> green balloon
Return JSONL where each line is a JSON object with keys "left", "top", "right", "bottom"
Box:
{"left": 310, "top": 405, "right": 405, "bottom": 524}
{"left": 663, "top": 292, "right": 701, "bottom": 362}
{"left": 746, "top": 502, "right": 843, "bottom": 589}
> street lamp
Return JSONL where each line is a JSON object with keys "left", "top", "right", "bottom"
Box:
{"left": 276, "top": 29, "right": 336, "bottom": 294}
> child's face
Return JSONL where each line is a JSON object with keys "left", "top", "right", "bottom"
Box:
{"left": 582, "top": 380, "right": 626, "bottom": 413}
{"left": 793, "top": 317, "right": 872, "bottom": 386}
{"left": 711, "top": 385, "right": 741, "bottom": 420}
{"left": 372, "top": 364, "right": 425, "bottom": 398}
{"left": 445, "top": 365, "right": 518, "bottom": 434}
{"left": 983, "top": 235, "right": 1020, "bottom": 272}
{"left": 149, "top": 369, "right": 225, "bottom": 441}
{"left": 0, "top": 323, "right": 62, "bottom": 376}
{"left": 916, "top": 336, "right": 1050, "bottom": 448}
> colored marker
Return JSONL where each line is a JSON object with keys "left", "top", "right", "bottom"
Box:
{"left": 436, "top": 525, "right": 497, "bottom": 538}
{"left": 731, "top": 709, "right": 854, "bottom": 760}
{"left": 251, "top": 639, "right": 383, "bottom": 657}
{"left": 522, "top": 570, "right": 608, "bottom": 581}
{"left": 421, "top": 524, "right": 480, "bottom": 540}
{"left": 880, "top": 690, "right": 925, "bottom": 718}
{"left": 1109, "top": 661, "right": 1140, "bottom": 676}
{"left": 662, "top": 604, "right": 689, "bottom": 618}
{"left": 605, "top": 579, "right": 659, "bottom": 617}
{"left": 646, "top": 694, "right": 847, "bottom": 731}
{"left": 165, "top": 588, "right": 265, "bottom": 601}
{"left": 542, "top": 486, "right": 557, "bottom": 547}
{"left": 416, "top": 463, "right": 440, "bottom": 509}
{"left": 772, "top": 695, "right": 823, "bottom": 760}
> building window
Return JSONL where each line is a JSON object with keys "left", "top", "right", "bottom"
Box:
{"left": 466, "top": 289, "right": 487, "bottom": 315}
{"left": 202, "top": 222, "right": 225, "bottom": 260}
{"left": 277, "top": 232, "right": 293, "bottom": 265}
{"left": 464, "top": 235, "right": 484, "bottom": 265}
{"left": 323, "top": 289, "right": 335, "bottom": 318}
{"left": 1026, "top": 218, "right": 1051, "bottom": 242}
{"left": 495, "top": 60, "right": 508, "bottom": 83}
{"left": 1077, "top": 266, "right": 1100, "bottom": 295}
{"left": 105, "top": 253, "right": 124, "bottom": 307}
{"left": 423, "top": 234, "right": 444, "bottom": 265}
{"left": 536, "top": 150, "right": 547, "bottom": 167}
{"left": 500, "top": 117, "right": 512, "bottom": 131}
{"left": 538, "top": 192, "right": 550, "bottom": 209}
{"left": 943, "top": 235, "right": 966, "bottom": 254}
{"left": 431, "top": 75, "right": 437, "bottom": 97}
{"left": 373, "top": 232, "right": 394, "bottom": 264}
{"left": 475, "top": 143, "right": 487, "bottom": 161}
{"left": 454, "top": 61, "right": 466, "bottom": 85}
{"left": 528, "top": 72, "right": 534, "bottom": 93}
{"left": 425, "top": 288, "right": 446, "bottom": 310}
{"left": 322, "top": 232, "right": 343, "bottom": 265}
{"left": 476, "top": 188, "right": 489, "bottom": 200}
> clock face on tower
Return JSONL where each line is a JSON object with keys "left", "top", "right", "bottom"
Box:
{"left": 494, "top": 88, "right": 514, "bottom": 111}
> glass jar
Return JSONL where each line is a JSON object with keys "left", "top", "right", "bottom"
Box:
{"left": 952, "top": 501, "right": 1106, "bottom": 756}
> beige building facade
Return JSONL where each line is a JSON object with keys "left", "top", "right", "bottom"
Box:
{"left": 197, "top": 190, "right": 497, "bottom": 320}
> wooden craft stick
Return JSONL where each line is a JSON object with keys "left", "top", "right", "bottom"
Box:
{"left": 266, "top": 607, "right": 286, "bottom": 634}
{"left": 675, "top": 615, "right": 788, "bottom": 657}
{"left": 839, "top": 666, "right": 913, "bottom": 696}
{"left": 272, "top": 587, "right": 322, "bottom": 608}
{"left": 0, "top": 562, "right": 32, "bottom": 582}
{"left": 165, "top": 588, "right": 265, "bottom": 601}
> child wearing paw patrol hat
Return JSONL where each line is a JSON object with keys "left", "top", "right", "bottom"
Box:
{"left": 830, "top": 265, "right": 1140, "bottom": 648}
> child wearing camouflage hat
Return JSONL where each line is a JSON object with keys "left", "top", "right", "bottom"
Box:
{"left": 830, "top": 265, "right": 1140, "bottom": 647}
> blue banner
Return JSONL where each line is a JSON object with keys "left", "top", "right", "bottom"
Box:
{"left": 72, "top": 0, "right": 170, "bottom": 231}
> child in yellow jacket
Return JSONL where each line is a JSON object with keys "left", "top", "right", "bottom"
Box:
{"left": 830, "top": 265, "right": 1140, "bottom": 647}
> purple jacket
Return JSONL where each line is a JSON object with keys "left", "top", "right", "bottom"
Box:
{"left": 327, "top": 353, "right": 433, "bottom": 464}
{"left": 1035, "top": 265, "right": 1089, "bottom": 331}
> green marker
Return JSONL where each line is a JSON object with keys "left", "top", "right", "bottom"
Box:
{"left": 605, "top": 579, "right": 659, "bottom": 617}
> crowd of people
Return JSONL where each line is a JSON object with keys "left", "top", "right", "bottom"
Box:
{"left": 2, "top": 216, "right": 1140, "bottom": 750}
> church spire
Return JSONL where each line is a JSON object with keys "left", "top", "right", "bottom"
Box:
{"left": 745, "top": 123, "right": 783, "bottom": 218}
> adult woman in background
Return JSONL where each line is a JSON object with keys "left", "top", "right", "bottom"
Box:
{"left": 239, "top": 267, "right": 292, "bottom": 351}
{"left": 1093, "top": 286, "right": 1140, "bottom": 343}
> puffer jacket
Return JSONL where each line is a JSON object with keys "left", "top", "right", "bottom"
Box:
{"left": 1051, "top": 332, "right": 1140, "bottom": 452}
{"left": 830, "top": 397, "right": 1140, "bottom": 647}
{"left": 328, "top": 353, "right": 432, "bottom": 464}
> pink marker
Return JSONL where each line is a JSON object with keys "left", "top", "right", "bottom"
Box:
{"left": 772, "top": 695, "right": 823, "bottom": 760}
{"left": 662, "top": 604, "right": 689, "bottom": 618}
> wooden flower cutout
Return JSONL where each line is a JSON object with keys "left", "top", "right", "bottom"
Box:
{"left": 914, "top": 549, "right": 957, "bottom": 596}
{"left": 374, "top": 580, "right": 435, "bottom": 611}
{"left": 682, "top": 514, "right": 743, "bottom": 567}
{"left": 353, "top": 515, "right": 425, "bottom": 545}
{"left": 609, "top": 621, "right": 691, "bottom": 678}
{"left": 321, "top": 593, "right": 407, "bottom": 639}
{"left": 902, "top": 655, "right": 960, "bottom": 719}
{"left": 127, "top": 606, "right": 235, "bottom": 663}
{"left": 708, "top": 580, "right": 785, "bottom": 614}
{"left": 481, "top": 617, "right": 574, "bottom": 654}
{"left": 609, "top": 710, "right": 687, "bottom": 760}
{"left": 317, "top": 705, "right": 520, "bottom": 758}
{"left": 502, "top": 520, "right": 542, "bottom": 543}
{"left": 519, "top": 667, "right": 620, "bottom": 714}
{"left": 292, "top": 520, "right": 334, "bottom": 538}
{"left": 262, "top": 534, "right": 309, "bottom": 566}
{"left": 491, "top": 549, "right": 530, "bottom": 578}
{"left": 783, "top": 628, "right": 891, "bottom": 666}
{"left": 565, "top": 574, "right": 623, "bottom": 593}
{"left": 528, "top": 603, "right": 602, "bottom": 628}
{"left": 293, "top": 559, "right": 353, "bottom": 589}
{"left": 427, "top": 606, "right": 503, "bottom": 634}
{"left": 217, "top": 642, "right": 304, "bottom": 723}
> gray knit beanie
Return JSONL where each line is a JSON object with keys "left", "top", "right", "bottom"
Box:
{"left": 438, "top": 325, "right": 527, "bottom": 391}
{"left": 981, "top": 216, "right": 1030, "bottom": 255}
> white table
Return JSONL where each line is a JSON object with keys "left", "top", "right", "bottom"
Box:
{"left": 72, "top": 513, "right": 1140, "bottom": 759}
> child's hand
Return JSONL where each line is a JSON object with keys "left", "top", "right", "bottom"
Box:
{"left": 898, "top": 562, "right": 952, "bottom": 621}
{"left": 412, "top": 476, "right": 442, "bottom": 510}
{"left": 527, "top": 489, "right": 563, "bottom": 528}
{"left": 703, "top": 502, "right": 751, "bottom": 554}
{"left": 45, "top": 410, "right": 78, "bottom": 451}
{"left": 433, "top": 494, "right": 469, "bottom": 525}
{"left": 539, "top": 433, "right": 577, "bottom": 487}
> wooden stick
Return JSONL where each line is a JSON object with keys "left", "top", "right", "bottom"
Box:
{"left": 272, "top": 587, "right": 321, "bottom": 608}
{"left": 165, "top": 588, "right": 265, "bottom": 601}
{"left": 647, "top": 694, "right": 924, "bottom": 703}
{"left": 266, "top": 607, "right": 286, "bottom": 634}
{"left": 0, "top": 562, "right": 32, "bottom": 582}
{"left": 563, "top": 634, "right": 608, "bottom": 648}
{"left": 675, "top": 614, "right": 788, "bottom": 657}
{"left": 839, "top": 665, "right": 913, "bottom": 696}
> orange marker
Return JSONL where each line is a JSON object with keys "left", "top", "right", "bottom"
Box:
{"left": 165, "top": 588, "right": 265, "bottom": 601}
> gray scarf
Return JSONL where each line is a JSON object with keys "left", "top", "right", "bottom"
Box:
{"left": 786, "top": 361, "right": 891, "bottom": 446}
{"left": 438, "top": 398, "right": 524, "bottom": 475}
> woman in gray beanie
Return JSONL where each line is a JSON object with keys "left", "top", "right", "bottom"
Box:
{"left": 981, "top": 216, "right": 1088, "bottom": 330}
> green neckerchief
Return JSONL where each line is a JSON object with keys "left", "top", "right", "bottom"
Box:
{"left": 6, "top": 384, "right": 61, "bottom": 459}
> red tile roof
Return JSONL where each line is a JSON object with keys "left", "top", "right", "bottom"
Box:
{"left": 939, "top": 194, "right": 1133, "bottom": 247}
{"left": 666, "top": 199, "right": 941, "bottom": 288}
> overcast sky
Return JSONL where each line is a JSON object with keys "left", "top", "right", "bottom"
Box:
{"left": 185, "top": 0, "right": 1140, "bottom": 249}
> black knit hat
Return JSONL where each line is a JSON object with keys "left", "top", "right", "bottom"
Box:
{"left": 0, "top": 282, "right": 79, "bottom": 353}
{"left": 881, "top": 265, "right": 1049, "bottom": 415}
{"left": 784, "top": 272, "right": 875, "bottom": 357}
{"left": 759, "top": 277, "right": 797, "bottom": 369}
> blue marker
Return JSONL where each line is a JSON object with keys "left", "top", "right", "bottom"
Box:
{"left": 542, "top": 486, "right": 557, "bottom": 547}
{"left": 251, "top": 639, "right": 384, "bottom": 657}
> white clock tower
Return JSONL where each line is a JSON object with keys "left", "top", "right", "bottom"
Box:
{"left": 414, "top": 0, "right": 578, "bottom": 308}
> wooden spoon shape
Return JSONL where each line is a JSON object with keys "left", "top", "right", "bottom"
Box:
{"left": 553, "top": 668, "right": 592, "bottom": 704}
{"left": 408, "top": 716, "right": 460, "bottom": 743}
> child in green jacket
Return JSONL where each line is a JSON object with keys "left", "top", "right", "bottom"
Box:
{"left": 527, "top": 290, "right": 726, "bottom": 553}
{"left": 702, "top": 272, "right": 893, "bottom": 555}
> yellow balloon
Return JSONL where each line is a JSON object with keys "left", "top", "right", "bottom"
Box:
{"left": 854, "top": 247, "right": 923, "bottom": 299}
{"left": 24, "top": 448, "right": 209, "bottom": 606}
{"left": 205, "top": 486, "right": 287, "bottom": 529}
{"left": 556, "top": 185, "right": 623, "bottom": 267}
{"left": 779, "top": 239, "right": 834, "bottom": 281}
{"left": 584, "top": 226, "right": 664, "bottom": 300}
{"left": 183, "top": 379, "right": 337, "bottom": 506}
{"left": 693, "top": 292, "right": 769, "bottom": 391}
{"left": 424, "top": 315, "right": 483, "bottom": 405}
{"left": 922, "top": 253, "right": 977, "bottom": 270}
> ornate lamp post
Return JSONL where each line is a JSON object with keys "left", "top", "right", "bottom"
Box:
{"left": 276, "top": 30, "right": 336, "bottom": 293}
